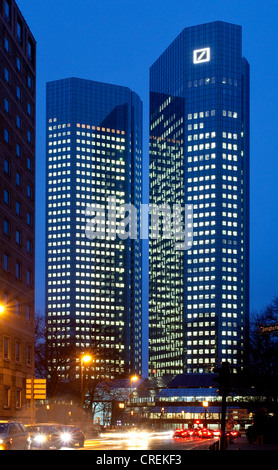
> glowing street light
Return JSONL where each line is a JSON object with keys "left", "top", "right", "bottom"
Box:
{"left": 129, "top": 375, "right": 139, "bottom": 425}
{"left": 80, "top": 354, "right": 93, "bottom": 407}
{"left": 81, "top": 355, "right": 93, "bottom": 364}
{"left": 202, "top": 401, "right": 209, "bottom": 427}
{"left": 0, "top": 305, "right": 5, "bottom": 315}
{"left": 78, "top": 353, "right": 94, "bottom": 428}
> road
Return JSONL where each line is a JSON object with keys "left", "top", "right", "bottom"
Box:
{"left": 79, "top": 430, "right": 217, "bottom": 451}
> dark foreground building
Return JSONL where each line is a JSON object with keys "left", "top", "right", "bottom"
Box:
{"left": 0, "top": 0, "right": 36, "bottom": 418}
{"left": 45, "top": 78, "right": 143, "bottom": 381}
{"left": 149, "top": 21, "right": 250, "bottom": 376}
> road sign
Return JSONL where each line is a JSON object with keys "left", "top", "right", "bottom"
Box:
{"left": 26, "top": 378, "right": 47, "bottom": 400}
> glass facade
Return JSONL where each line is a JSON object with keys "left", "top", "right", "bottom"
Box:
{"left": 149, "top": 21, "right": 250, "bottom": 376}
{"left": 46, "top": 78, "right": 143, "bottom": 379}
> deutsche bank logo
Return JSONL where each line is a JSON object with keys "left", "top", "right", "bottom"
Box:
{"left": 193, "top": 47, "right": 211, "bottom": 64}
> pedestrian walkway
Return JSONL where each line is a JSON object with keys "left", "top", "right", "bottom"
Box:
{"left": 227, "top": 435, "right": 278, "bottom": 450}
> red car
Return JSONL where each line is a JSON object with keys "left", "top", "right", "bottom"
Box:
{"left": 212, "top": 429, "right": 241, "bottom": 441}
{"left": 188, "top": 427, "right": 202, "bottom": 436}
{"left": 227, "top": 430, "right": 241, "bottom": 439}
{"left": 197, "top": 428, "right": 214, "bottom": 438}
{"left": 212, "top": 429, "right": 240, "bottom": 439}
{"left": 173, "top": 428, "right": 189, "bottom": 438}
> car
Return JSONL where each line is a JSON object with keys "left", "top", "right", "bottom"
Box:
{"left": 197, "top": 428, "right": 214, "bottom": 438}
{"left": 173, "top": 428, "right": 189, "bottom": 438}
{"left": 189, "top": 427, "right": 202, "bottom": 436}
{"left": 26, "top": 423, "right": 85, "bottom": 449}
{"left": 227, "top": 430, "right": 241, "bottom": 439}
{"left": 0, "top": 421, "right": 29, "bottom": 450}
{"left": 212, "top": 429, "right": 240, "bottom": 440}
{"left": 59, "top": 425, "right": 85, "bottom": 448}
{"left": 26, "top": 423, "right": 60, "bottom": 450}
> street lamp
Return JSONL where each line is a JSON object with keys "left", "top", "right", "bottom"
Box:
{"left": 129, "top": 375, "right": 138, "bottom": 425}
{"left": 79, "top": 354, "right": 93, "bottom": 428}
{"left": 0, "top": 305, "right": 5, "bottom": 315}
{"left": 202, "top": 401, "right": 209, "bottom": 428}
{"left": 80, "top": 354, "right": 93, "bottom": 406}
{"left": 81, "top": 355, "right": 93, "bottom": 365}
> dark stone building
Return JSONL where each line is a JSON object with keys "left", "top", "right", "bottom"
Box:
{"left": 0, "top": 0, "right": 36, "bottom": 419}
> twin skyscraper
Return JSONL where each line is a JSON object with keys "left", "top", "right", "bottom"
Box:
{"left": 45, "top": 21, "right": 250, "bottom": 380}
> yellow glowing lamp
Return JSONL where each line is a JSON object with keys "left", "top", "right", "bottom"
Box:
{"left": 0, "top": 305, "right": 5, "bottom": 315}
{"left": 81, "top": 355, "right": 93, "bottom": 363}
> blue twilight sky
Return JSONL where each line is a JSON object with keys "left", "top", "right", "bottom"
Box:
{"left": 17, "top": 0, "right": 278, "bottom": 339}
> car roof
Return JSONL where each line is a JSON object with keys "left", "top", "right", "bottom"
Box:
{"left": 26, "top": 423, "right": 79, "bottom": 428}
{"left": 27, "top": 423, "right": 80, "bottom": 428}
{"left": 0, "top": 420, "right": 24, "bottom": 424}
{"left": 26, "top": 423, "right": 61, "bottom": 429}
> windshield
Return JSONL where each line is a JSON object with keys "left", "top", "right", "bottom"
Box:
{"left": 26, "top": 426, "right": 38, "bottom": 432}
{"left": 0, "top": 424, "right": 8, "bottom": 434}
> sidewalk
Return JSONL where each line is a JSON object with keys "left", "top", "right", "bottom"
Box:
{"left": 227, "top": 435, "right": 278, "bottom": 450}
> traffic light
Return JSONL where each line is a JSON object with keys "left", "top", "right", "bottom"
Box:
{"left": 213, "top": 361, "right": 230, "bottom": 395}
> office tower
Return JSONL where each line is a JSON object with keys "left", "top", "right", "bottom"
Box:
{"left": 0, "top": 0, "right": 36, "bottom": 418}
{"left": 149, "top": 21, "right": 249, "bottom": 376}
{"left": 46, "top": 78, "right": 143, "bottom": 381}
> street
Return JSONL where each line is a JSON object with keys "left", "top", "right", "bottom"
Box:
{"left": 79, "top": 431, "right": 217, "bottom": 451}
{"left": 27, "top": 429, "right": 278, "bottom": 451}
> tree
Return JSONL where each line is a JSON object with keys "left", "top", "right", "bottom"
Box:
{"left": 34, "top": 313, "right": 131, "bottom": 412}
{"left": 34, "top": 312, "right": 47, "bottom": 378}
{"left": 213, "top": 362, "right": 230, "bottom": 450}
{"left": 248, "top": 297, "right": 278, "bottom": 408}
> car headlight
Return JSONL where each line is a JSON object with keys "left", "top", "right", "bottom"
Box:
{"left": 61, "top": 432, "right": 72, "bottom": 443}
{"left": 34, "top": 434, "right": 47, "bottom": 444}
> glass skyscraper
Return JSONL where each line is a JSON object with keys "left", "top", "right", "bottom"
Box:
{"left": 46, "top": 78, "right": 143, "bottom": 380}
{"left": 149, "top": 21, "right": 250, "bottom": 376}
